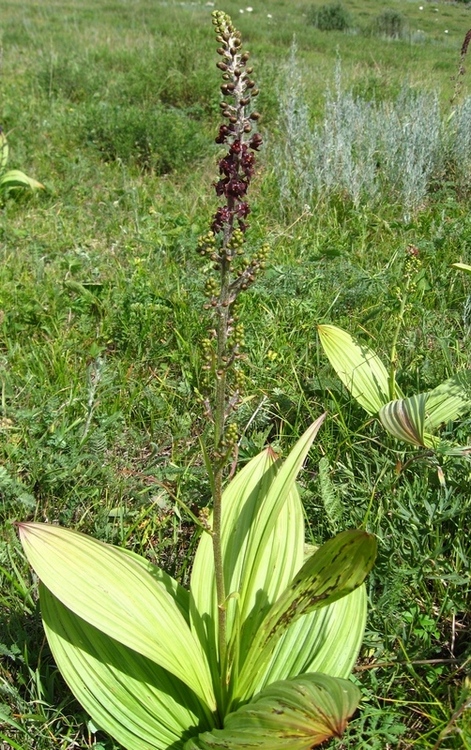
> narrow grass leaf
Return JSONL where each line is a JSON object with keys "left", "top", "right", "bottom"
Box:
{"left": 184, "top": 673, "right": 360, "bottom": 750}
{"left": 40, "top": 584, "right": 215, "bottom": 750}
{"left": 18, "top": 523, "right": 215, "bottom": 709}
{"left": 318, "top": 324, "right": 399, "bottom": 414}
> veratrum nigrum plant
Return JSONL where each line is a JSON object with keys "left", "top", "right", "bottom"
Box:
{"left": 18, "top": 12, "right": 376, "bottom": 750}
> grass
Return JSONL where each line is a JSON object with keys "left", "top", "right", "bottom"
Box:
{"left": 1, "top": 0, "right": 471, "bottom": 747}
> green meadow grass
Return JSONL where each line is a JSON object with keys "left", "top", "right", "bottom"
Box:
{"left": 1, "top": 0, "right": 471, "bottom": 747}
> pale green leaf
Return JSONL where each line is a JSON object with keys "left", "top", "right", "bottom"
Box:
{"left": 190, "top": 447, "right": 280, "bottom": 690}
{"left": 0, "top": 129, "right": 9, "bottom": 172}
{"left": 237, "top": 530, "right": 376, "bottom": 700}
{"left": 379, "top": 393, "right": 431, "bottom": 447}
{"left": 40, "top": 584, "right": 214, "bottom": 750}
{"left": 184, "top": 673, "right": 360, "bottom": 750}
{"left": 234, "top": 418, "right": 326, "bottom": 661}
{"left": 0, "top": 169, "right": 44, "bottom": 190}
{"left": 256, "top": 586, "right": 366, "bottom": 690}
{"left": 18, "top": 523, "right": 215, "bottom": 710}
{"left": 190, "top": 418, "right": 324, "bottom": 700}
{"left": 425, "top": 371, "right": 471, "bottom": 430}
{"left": 452, "top": 262, "right": 471, "bottom": 274}
{"left": 318, "top": 324, "right": 400, "bottom": 414}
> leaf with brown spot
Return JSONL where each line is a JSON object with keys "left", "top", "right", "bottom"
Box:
{"left": 184, "top": 673, "right": 360, "bottom": 750}
{"left": 236, "top": 530, "right": 377, "bottom": 701}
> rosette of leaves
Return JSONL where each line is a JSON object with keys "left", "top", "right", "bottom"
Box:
{"left": 19, "top": 418, "right": 377, "bottom": 750}
{"left": 0, "top": 127, "right": 44, "bottom": 200}
{"left": 318, "top": 324, "right": 471, "bottom": 455}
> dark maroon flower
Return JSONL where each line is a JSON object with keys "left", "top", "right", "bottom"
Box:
{"left": 249, "top": 133, "right": 262, "bottom": 151}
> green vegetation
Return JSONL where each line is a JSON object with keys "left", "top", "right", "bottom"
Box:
{"left": 1, "top": 0, "right": 471, "bottom": 748}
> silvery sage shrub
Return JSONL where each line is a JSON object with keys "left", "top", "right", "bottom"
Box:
{"left": 275, "top": 50, "right": 442, "bottom": 215}
{"left": 18, "top": 12, "right": 376, "bottom": 750}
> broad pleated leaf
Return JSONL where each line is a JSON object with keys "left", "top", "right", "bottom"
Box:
{"left": 0, "top": 169, "right": 44, "bottom": 190}
{"left": 425, "top": 372, "right": 471, "bottom": 430}
{"left": 379, "top": 393, "right": 431, "bottom": 447}
{"left": 184, "top": 673, "right": 360, "bottom": 750}
{"left": 18, "top": 523, "right": 215, "bottom": 709}
{"left": 40, "top": 585, "right": 215, "bottom": 750}
{"left": 318, "top": 324, "right": 400, "bottom": 414}
{"left": 237, "top": 530, "right": 376, "bottom": 700}
{"left": 255, "top": 586, "right": 366, "bottom": 691}
{"left": 190, "top": 418, "right": 324, "bottom": 696}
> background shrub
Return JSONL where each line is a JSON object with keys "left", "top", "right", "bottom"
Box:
{"left": 83, "top": 103, "right": 208, "bottom": 174}
{"left": 273, "top": 52, "right": 448, "bottom": 214}
{"left": 308, "top": 2, "right": 353, "bottom": 32}
{"left": 369, "top": 9, "right": 407, "bottom": 39}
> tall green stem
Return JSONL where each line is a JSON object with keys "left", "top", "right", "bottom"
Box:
{"left": 388, "top": 290, "right": 408, "bottom": 401}
{"left": 198, "top": 7, "right": 264, "bottom": 698}
{"left": 212, "top": 245, "right": 233, "bottom": 679}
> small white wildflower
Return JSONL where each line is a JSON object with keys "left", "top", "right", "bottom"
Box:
{"left": 205, "top": 1, "right": 214, "bottom": 5}
{"left": 239, "top": 8, "right": 244, "bottom": 12}
{"left": 246, "top": 6, "right": 253, "bottom": 11}
{"left": 419, "top": 5, "right": 423, "bottom": 9}
{"left": 267, "top": 13, "right": 272, "bottom": 18}
{"left": 445, "top": 29, "right": 449, "bottom": 33}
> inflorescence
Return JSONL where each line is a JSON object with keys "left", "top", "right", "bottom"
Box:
{"left": 197, "top": 10, "right": 268, "bottom": 445}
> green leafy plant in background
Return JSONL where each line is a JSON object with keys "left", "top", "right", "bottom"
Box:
{"left": 308, "top": 2, "right": 353, "bottom": 32}
{"left": 0, "top": 126, "right": 44, "bottom": 200}
{"left": 18, "top": 11, "right": 377, "bottom": 750}
{"left": 319, "top": 247, "right": 471, "bottom": 457}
